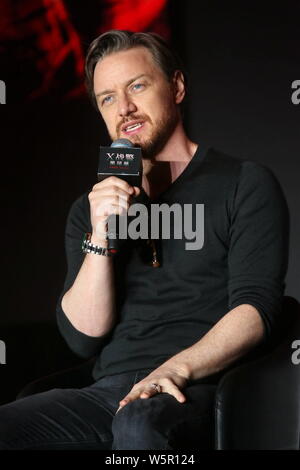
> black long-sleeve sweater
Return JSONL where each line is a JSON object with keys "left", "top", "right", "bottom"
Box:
{"left": 56, "top": 146, "right": 290, "bottom": 380}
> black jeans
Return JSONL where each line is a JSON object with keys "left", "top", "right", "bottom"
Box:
{"left": 0, "top": 369, "right": 218, "bottom": 450}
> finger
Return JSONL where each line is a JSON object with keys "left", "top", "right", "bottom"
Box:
{"left": 154, "top": 378, "right": 187, "bottom": 403}
{"left": 133, "top": 187, "right": 141, "bottom": 197}
{"left": 89, "top": 190, "right": 132, "bottom": 209}
{"left": 98, "top": 188, "right": 133, "bottom": 201}
{"left": 165, "top": 384, "right": 186, "bottom": 403}
{"left": 118, "top": 390, "right": 141, "bottom": 409}
{"left": 140, "top": 390, "right": 154, "bottom": 399}
{"left": 140, "top": 384, "right": 160, "bottom": 399}
{"left": 95, "top": 199, "right": 129, "bottom": 217}
{"left": 98, "top": 193, "right": 130, "bottom": 204}
{"left": 95, "top": 177, "right": 134, "bottom": 194}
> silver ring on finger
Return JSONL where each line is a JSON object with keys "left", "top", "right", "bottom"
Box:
{"left": 150, "top": 383, "right": 161, "bottom": 394}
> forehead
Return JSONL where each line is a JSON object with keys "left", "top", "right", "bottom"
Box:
{"left": 93, "top": 47, "right": 164, "bottom": 92}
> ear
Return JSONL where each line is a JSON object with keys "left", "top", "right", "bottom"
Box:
{"left": 172, "top": 70, "right": 185, "bottom": 105}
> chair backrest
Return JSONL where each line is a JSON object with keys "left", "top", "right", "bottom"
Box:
{"left": 215, "top": 296, "right": 300, "bottom": 450}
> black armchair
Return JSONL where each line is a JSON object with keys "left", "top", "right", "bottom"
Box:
{"left": 215, "top": 295, "right": 300, "bottom": 449}
{"left": 17, "top": 296, "right": 300, "bottom": 450}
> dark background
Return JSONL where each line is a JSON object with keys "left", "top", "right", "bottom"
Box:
{"left": 0, "top": 1, "right": 299, "bottom": 404}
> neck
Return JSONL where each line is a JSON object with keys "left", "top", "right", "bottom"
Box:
{"left": 141, "top": 121, "right": 199, "bottom": 199}
{"left": 152, "top": 120, "right": 198, "bottom": 162}
{"left": 142, "top": 120, "right": 198, "bottom": 176}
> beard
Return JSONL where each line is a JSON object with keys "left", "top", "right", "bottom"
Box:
{"left": 136, "top": 110, "right": 179, "bottom": 160}
{"left": 113, "top": 104, "right": 179, "bottom": 160}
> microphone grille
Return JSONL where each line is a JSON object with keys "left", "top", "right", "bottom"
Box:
{"left": 111, "top": 138, "right": 133, "bottom": 148}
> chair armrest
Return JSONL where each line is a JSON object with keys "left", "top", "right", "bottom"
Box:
{"left": 215, "top": 298, "right": 300, "bottom": 449}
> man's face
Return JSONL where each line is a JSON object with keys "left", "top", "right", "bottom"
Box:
{"left": 93, "top": 47, "right": 184, "bottom": 159}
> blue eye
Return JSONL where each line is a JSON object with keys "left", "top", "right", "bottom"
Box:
{"left": 102, "top": 95, "right": 113, "bottom": 105}
{"left": 132, "top": 83, "right": 144, "bottom": 91}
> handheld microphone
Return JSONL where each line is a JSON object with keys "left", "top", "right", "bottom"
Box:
{"left": 98, "top": 139, "right": 143, "bottom": 254}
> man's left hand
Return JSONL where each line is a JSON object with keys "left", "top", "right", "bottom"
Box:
{"left": 116, "top": 366, "right": 189, "bottom": 413}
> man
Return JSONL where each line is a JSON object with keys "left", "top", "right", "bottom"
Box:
{"left": 0, "top": 30, "right": 289, "bottom": 450}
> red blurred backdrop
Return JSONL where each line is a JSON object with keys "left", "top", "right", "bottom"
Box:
{"left": 0, "top": 0, "right": 169, "bottom": 102}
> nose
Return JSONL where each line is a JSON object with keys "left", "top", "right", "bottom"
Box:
{"left": 118, "top": 92, "right": 137, "bottom": 117}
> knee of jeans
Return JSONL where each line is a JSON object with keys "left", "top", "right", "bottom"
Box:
{"left": 112, "top": 398, "right": 163, "bottom": 444}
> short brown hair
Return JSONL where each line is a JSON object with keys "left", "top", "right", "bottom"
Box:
{"left": 85, "top": 29, "right": 187, "bottom": 109}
